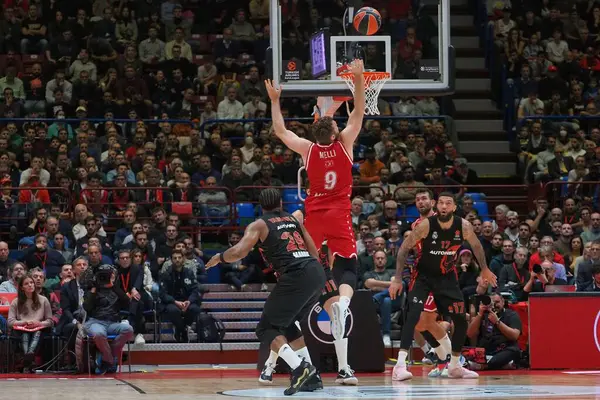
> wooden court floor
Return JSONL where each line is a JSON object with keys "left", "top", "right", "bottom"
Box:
{"left": 1, "top": 367, "right": 599, "bottom": 399}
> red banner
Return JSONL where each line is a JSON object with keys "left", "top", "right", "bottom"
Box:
{"left": 529, "top": 293, "right": 600, "bottom": 370}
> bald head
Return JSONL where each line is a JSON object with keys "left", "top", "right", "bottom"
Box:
{"left": 0, "top": 241, "right": 8, "bottom": 261}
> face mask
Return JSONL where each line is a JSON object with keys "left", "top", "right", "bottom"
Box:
{"left": 57, "top": 115, "right": 65, "bottom": 119}
{"left": 274, "top": 148, "right": 282, "bottom": 155}
{"left": 245, "top": 137, "right": 253, "bottom": 145}
{"left": 559, "top": 130, "right": 567, "bottom": 137}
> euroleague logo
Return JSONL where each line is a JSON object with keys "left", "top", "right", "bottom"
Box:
{"left": 307, "top": 303, "right": 353, "bottom": 344}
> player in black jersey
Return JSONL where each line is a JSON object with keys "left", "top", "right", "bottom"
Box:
{"left": 388, "top": 192, "right": 497, "bottom": 381}
{"left": 206, "top": 189, "right": 326, "bottom": 396}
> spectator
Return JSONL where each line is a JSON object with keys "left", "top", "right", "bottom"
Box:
{"left": 524, "top": 260, "right": 568, "bottom": 293}
{"left": 498, "top": 246, "right": 530, "bottom": 301}
{"left": 83, "top": 265, "right": 134, "bottom": 374}
{"left": 7, "top": 274, "right": 53, "bottom": 373}
{"left": 576, "top": 240, "right": 600, "bottom": 290}
{"left": 217, "top": 87, "right": 244, "bottom": 136}
{"left": 0, "top": 64, "right": 25, "bottom": 101}
{"left": 115, "top": 249, "right": 149, "bottom": 346}
{"left": 23, "top": 234, "right": 66, "bottom": 279}
{"left": 21, "top": 4, "right": 48, "bottom": 55}
{"left": 466, "top": 292, "right": 521, "bottom": 370}
{"left": 364, "top": 250, "right": 398, "bottom": 348}
{"left": 159, "top": 250, "right": 201, "bottom": 343}
{"left": 579, "top": 263, "right": 600, "bottom": 292}
{"left": 581, "top": 213, "right": 600, "bottom": 244}
{"left": 490, "top": 239, "right": 515, "bottom": 277}
{"left": 0, "top": 262, "right": 26, "bottom": 292}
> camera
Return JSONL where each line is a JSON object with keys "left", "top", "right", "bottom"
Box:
{"left": 532, "top": 264, "right": 543, "bottom": 274}
{"left": 479, "top": 295, "right": 491, "bottom": 306}
{"left": 94, "top": 264, "right": 114, "bottom": 287}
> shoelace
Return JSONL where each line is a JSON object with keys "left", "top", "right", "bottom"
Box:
{"left": 342, "top": 366, "right": 355, "bottom": 375}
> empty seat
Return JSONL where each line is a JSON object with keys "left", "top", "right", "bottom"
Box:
{"left": 464, "top": 192, "right": 485, "bottom": 201}
{"left": 282, "top": 187, "right": 305, "bottom": 214}
{"left": 236, "top": 202, "right": 255, "bottom": 226}
{"left": 473, "top": 201, "right": 490, "bottom": 221}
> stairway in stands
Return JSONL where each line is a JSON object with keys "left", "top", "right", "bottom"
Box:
{"left": 142, "top": 283, "right": 267, "bottom": 345}
{"left": 433, "top": 0, "right": 517, "bottom": 177}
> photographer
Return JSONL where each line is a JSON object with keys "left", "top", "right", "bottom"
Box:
{"left": 466, "top": 293, "right": 522, "bottom": 370}
{"left": 159, "top": 250, "right": 201, "bottom": 343}
{"left": 524, "top": 261, "right": 568, "bottom": 293}
{"left": 83, "top": 265, "right": 134, "bottom": 374}
{"left": 498, "top": 246, "right": 531, "bottom": 301}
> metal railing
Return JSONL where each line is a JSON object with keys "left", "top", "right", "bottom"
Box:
{"left": 543, "top": 180, "right": 600, "bottom": 208}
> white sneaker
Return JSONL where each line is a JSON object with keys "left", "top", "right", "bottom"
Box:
{"left": 258, "top": 365, "right": 274, "bottom": 385}
{"left": 331, "top": 301, "right": 348, "bottom": 340}
{"left": 448, "top": 364, "right": 479, "bottom": 379}
{"left": 121, "top": 319, "right": 130, "bottom": 326}
{"left": 440, "top": 364, "right": 449, "bottom": 378}
{"left": 134, "top": 334, "right": 145, "bottom": 346}
{"left": 428, "top": 366, "right": 442, "bottom": 378}
{"left": 382, "top": 334, "right": 392, "bottom": 348}
{"left": 260, "top": 283, "right": 269, "bottom": 292}
{"left": 392, "top": 363, "right": 413, "bottom": 381}
{"left": 335, "top": 366, "right": 358, "bottom": 385}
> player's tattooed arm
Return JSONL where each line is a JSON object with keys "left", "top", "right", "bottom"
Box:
{"left": 394, "top": 218, "right": 429, "bottom": 281}
{"left": 264, "top": 79, "right": 311, "bottom": 158}
{"left": 462, "top": 218, "right": 498, "bottom": 286}
{"left": 206, "top": 221, "right": 264, "bottom": 268}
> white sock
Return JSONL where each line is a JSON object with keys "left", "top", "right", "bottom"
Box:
{"left": 449, "top": 355, "right": 461, "bottom": 368}
{"left": 421, "top": 343, "right": 432, "bottom": 354}
{"left": 265, "top": 350, "right": 278, "bottom": 370}
{"left": 278, "top": 344, "right": 301, "bottom": 370}
{"left": 334, "top": 337, "right": 349, "bottom": 371}
{"left": 432, "top": 345, "right": 448, "bottom": 361}
{"left": 339, "top": 296, "right": 351, "bottom": 308}
{"left": 295, "top": 346, "right": 312, "bottom": 364}
{"left": 396, "top": 350, "right": 408, "bottom": 366}
{"left": 439, "top": 334, "right": 452, "bottom": 358}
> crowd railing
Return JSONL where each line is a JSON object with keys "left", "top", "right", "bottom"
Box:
{"left": 198, "top": 115, "right": 460, "bottom": 153}
{"left": 3, "top": 184, "right": 533, "bottom": 238}
{"left": 543, "top": 180, "right": 600, "bottom": 208}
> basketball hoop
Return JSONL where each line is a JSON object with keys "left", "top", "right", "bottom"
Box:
{"left": 340, "top": 71, "right": 391, "bottom": 115}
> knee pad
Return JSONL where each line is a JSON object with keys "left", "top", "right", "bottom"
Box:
{"left": 332, "top": 255, "right": 357, "bottom": 289}
{"left": 319, "top": 268, "right": 340, "bottom": 307}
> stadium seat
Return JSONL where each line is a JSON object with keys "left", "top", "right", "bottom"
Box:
{"left": 236, "top": 202, "right": 255, "bottom": 226}
{"left": 282, "top": 186, "right": 305, "bottom": 214}
{"left": 402, "top": 205, "right": 420, "bottom": 224}
{"left": 464, "top": 192, "right": 485, "bottom": 201}
{"left": 473, "top": 201, "right": 491, "bottom": 221}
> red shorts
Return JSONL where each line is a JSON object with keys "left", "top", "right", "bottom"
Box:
{"left": 423, "top": 293, "right": 437, "bottom": 312}
{"left": 304, "top": 208, "right": 357, "bottom": 259}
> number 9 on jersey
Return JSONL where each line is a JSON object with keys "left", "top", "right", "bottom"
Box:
{"left": 324, "top": 171, "right": 337, "bottom": 190}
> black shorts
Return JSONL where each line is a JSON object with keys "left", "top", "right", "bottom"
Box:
{"left": 260, "top": 261, "right": 327, "bottom": 330}
{"left": 408, "top": 271, "right": 465, "bottom": 317}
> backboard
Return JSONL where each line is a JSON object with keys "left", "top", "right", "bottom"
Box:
{"left": 268, "top": 0, "right": 454, "bottom": 97}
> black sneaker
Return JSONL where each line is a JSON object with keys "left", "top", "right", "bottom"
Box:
{"left": 422, "top": 350, "right": 439, "bottom": 365}
{"left": 335, "top": 366, "right": 358, "bottom": 385}
{"left": 284, "top": 360, "right": 315, "bottom": 396}
{"left": 300, "top": 372, "right": 323, "bottom": 392}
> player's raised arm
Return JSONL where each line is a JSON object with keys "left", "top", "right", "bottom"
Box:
{"left": 462, "top": 218, "right": 498, "bottom": 287}
{"left": 265, "top": 79, "right": 312, "bottom": 158}
{"left": 339, "top": 59, "right": 366, "bottom": 151}
{"left": 207, "top": 220, "right": 265, "bottom": 268}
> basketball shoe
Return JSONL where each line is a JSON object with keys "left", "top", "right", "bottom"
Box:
{"left": 258, "top": 364, "right": 274, "bottom": 385}
{"left": 284, "top": 360, "right": 316, "bottom": 396}
{"left": 448, "top": 362, "right": 479, "bottom": 379}
{"left": 331, "top": 300, "right": 349, "bottom": 340}
{"left": 300, "top": 372, "right": 324, "bottom": 391}
{"left": 335, "top": 366, "right": 358, "bottom": 385}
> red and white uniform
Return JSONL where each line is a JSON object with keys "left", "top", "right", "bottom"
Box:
{"left": 303, "top": 140, "right": 357, "bottom": 259}
{"left": 412, "top": 212, "right": 437, "bottom": 312}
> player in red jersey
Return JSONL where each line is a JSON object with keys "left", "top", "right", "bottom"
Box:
{"left": 264, "top": 59, "right": 365, "bottom": 385}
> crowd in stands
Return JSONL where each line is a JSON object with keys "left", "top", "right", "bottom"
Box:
{"left": 489, "top": 1, "right": 600, "bottom": 196}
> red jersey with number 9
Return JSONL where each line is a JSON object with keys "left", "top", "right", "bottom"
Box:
{"left": 304, "top": 141, "right": 353, "bottom": 212}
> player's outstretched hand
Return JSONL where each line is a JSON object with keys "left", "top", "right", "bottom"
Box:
{"left": 264, "top": 79, "right": 282, "bottom": 101}
{"left": 389, "top": 280, "right": 403, "bottom": 300}
{"left": 206, "top": 253, "right": 221, "bottom": 269}
{"left": 480, "top": 268, "right": 498, "bottom": 287}
{"left": 350, "top": 59, "right": 365, "bottom": 76}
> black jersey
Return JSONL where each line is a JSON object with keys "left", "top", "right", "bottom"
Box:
{"left": 258, "top": 211, "right": 313, "bottom": 274}
{"left": 417, "top": 215, "right": 464, "bottom": 276}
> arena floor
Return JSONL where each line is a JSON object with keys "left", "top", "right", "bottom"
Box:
{"left": 1, "top": 366, "right": 599, "bottom": 399}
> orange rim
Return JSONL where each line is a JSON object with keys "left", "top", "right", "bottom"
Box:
{"left": 339, "top": 71, "right": 391, "bottom": 87}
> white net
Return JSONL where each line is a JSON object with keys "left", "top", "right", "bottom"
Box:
{"left": 340, "top": 72, "right": 391, "bottom": 115}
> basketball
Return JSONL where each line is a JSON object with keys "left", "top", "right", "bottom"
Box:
{"left": 353, "top": 7, "right": 382, "bottom": 36}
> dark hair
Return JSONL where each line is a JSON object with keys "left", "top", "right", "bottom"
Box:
{"left": 259, "top": 188, "right": 281, "bottom": 211}
{"left": 437, "top": 192, "right": 456, "bottom": 203}
{"left": 415, "top": 188, "right": 433, "bottom": 199}
{"left": 17, "top": 274, "right": 41, "bottom": 315}
{"left": 592, "top": 262, "right": 600, "bottom": 276}
{"left": 312, "top": 117, "right": 336, "bottom": 144}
